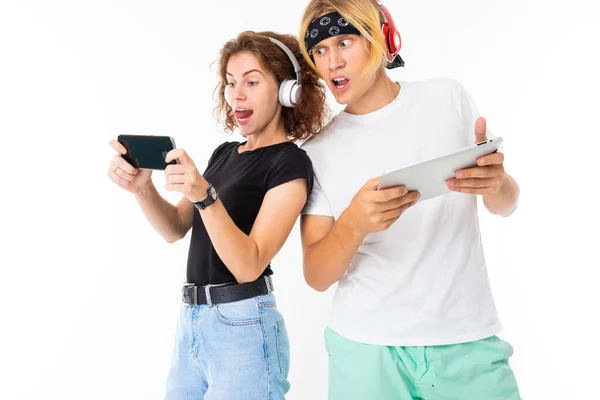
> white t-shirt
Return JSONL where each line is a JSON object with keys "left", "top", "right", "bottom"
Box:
{"left": 301, "top": 78, "right": 502, "bottom": 346}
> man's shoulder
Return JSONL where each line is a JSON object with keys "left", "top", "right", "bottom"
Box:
{"left": 299, "top": 116, "right": 341, "bottom": 151}
{"left": 402, "top": 78, "right": 471, "bottom": 114}
{"left": 404, "top": 77, "right": 466, "bottom": 96}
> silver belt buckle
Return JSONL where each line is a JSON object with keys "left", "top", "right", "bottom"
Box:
{"left": 264, "top": 275, "right": 274, "bottom": 293}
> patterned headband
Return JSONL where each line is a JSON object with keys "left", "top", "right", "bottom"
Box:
{"left": 304, "top": 11, "right": 361, "bottom": 56}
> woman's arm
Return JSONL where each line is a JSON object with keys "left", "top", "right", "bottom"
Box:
{"left": 199, "top": 179, "right": 307, "bottom": 283}
{"left": 164, "top": 148, "right": 308, "bottom": 283}
{"left": 134, "top": 181, "right": 194, "bottom": 243}
{"left": 108, "top": 139, "right": 193, "bottom": 243}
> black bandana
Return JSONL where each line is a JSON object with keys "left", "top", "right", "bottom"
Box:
{"left": 304, "top": 11, "right": 361, "bottom": 56}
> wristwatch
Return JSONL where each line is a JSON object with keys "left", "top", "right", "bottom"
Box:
{"left": 194, "top": 183, "right": 218, "bottom": 210}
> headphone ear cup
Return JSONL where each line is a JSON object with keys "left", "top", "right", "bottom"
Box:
{"left": 381, "top": 23, "right": 401, "bottom": 61}
{"left": 381, "top": 22, "right": 393, "bottom": 61}
{"left": 279, "top": 79, "right": 298, "bottom": 108}
{"left": 290, "top": 84, "right": 301, "bottom": 106}
{"left": 388, "top": 29, "right": 401, "bottom": 54}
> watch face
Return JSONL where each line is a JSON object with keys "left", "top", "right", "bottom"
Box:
{"left": 210, "top": 187, "right": 217, "bottom": 199}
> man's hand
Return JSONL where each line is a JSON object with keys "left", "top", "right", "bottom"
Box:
{"left": 345, "top": 177, "right": 420, "bottom": 235}
{"left": 447, "top": 117, "right": 505, "bottom": 196}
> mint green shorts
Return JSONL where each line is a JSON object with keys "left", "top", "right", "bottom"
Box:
{"left": 325, "top": 327, "right": 521, "bottom": 400}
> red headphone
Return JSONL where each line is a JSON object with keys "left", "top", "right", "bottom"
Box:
{"left": 370, "top": 0, "right": 402, "bottom": 63}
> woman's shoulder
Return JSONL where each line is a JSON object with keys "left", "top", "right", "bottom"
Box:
{"left": 214, "top": 140, "right": 239, "bottom": 153}
{"left": 208, "top": 140, "right": 238, "bottom": 163}
{"left": 272, "top": 142, "right": 312, "bottom": 165}
{"left": 265, "top": 141, "right": 314, "bottom": 194}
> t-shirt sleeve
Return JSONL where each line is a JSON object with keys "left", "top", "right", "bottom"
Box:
{"left": 265, "top": 147, "right": 314, "bottom": 197}
{"left": 459, "top": 83, "right": 496, "bottom": 143}
{"left": 207, "top": 141, "right": 233, "bottom": 165}
{"left": 301, "top": 174, "right": 333, "bottom": 217}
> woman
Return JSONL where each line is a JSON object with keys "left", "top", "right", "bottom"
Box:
{"left": 107, "top": 31, "right": 328, "bottom": 399}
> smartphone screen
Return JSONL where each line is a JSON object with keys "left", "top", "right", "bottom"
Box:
{"left": 117, "top": 135, "right": 177, "bottom": 170}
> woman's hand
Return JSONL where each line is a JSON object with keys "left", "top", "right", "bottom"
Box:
{"left": 164, "top": 149, "right": 209, "bottom": 203}
{"left": 107, "top": 139, "right": 152, "bottom": 194}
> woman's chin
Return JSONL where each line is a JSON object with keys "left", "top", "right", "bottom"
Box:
{"left": 239, "top": 126, "right": 258, "bottom": 137}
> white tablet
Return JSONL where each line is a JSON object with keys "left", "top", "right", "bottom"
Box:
{"left": 378, "top": 137, "right": 504, "bottom": 202}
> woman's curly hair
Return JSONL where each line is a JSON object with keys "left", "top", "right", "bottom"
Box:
{"left": 213, "top": 31, "right": 329, "bottom": 142}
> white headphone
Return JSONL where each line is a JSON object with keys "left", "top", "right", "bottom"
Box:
{"left": 267, "top": 37, "right": 302, "bottom": 108}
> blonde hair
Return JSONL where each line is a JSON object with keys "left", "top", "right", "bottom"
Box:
{"left": 299, "top": 0, "right": 387, "bottom": 77}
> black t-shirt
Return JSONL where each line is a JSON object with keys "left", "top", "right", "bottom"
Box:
{"left": 186, "top": 141, "right": 314, "bottom": 286}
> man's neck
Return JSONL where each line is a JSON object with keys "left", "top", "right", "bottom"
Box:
{"left": 344, "top": 67, "right": 400, "bottom": 115}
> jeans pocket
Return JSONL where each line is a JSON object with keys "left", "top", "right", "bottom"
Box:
{"left": 213, "top": 298, "right": 261, "bottom": 326}
{"left": 275, "top": 320, "right": 290, "bottom": 378}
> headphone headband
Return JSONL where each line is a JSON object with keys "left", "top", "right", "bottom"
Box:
{"left": 266, "top": 36, "right": 302, "bottom": 107}
{"left": 369, "top": 0, "right": 404, "bottom": 68}
{"left": 268, "top": 37, "right": 302, "bottom": 86}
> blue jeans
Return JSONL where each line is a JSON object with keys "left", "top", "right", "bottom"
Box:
{"left": 164, "top": 292, "right": 291, "bottom": 399}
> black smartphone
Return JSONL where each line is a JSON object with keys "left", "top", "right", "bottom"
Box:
{"left": 117, "top": 134, "right": 177, "bottom": 170}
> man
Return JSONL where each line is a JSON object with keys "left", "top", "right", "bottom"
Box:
{"left": 298, "top": 1, "right": 521, "bottom": 399}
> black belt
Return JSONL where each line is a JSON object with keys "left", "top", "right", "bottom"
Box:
{"left": 182, "top": 275, "right": 274, "bottom": 306}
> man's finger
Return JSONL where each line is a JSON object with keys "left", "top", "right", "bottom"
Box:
{"left": 477, "top": 152, "right": 504, "bottom": 166}
{"left": 381, "top": 201, "right": 417, "bottom": 223}
{"left": 450, "top": 186, "right": 497, "bottom": 196}
{"left": 455, "top": 165, "right": 502, "bottom": 179}
{"left": 370, "top": 185, "right": 409, "bottom": 203}
{"left": 378, "top": 191, "right": 420, "bottom": 211}
{"left": 447, "top": 177, "right": 499, "bottom": 189}
{"left": 474, "top": 116, "right": 487, "bottom": 144}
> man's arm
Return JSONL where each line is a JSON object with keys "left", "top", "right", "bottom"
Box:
{"left": 483, "top": 172, "right": 520, "bottom": 216}
{"left": 301, "top": 212, "right": 365, "bottom": 292}
{"left": 301, "top": 178, "right": 420, "bottom": 292}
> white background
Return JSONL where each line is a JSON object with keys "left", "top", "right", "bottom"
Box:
{"left": 1, "top": 0, "right": 598, "bottom": 399}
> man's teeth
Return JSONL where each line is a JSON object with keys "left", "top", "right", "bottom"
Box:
{"left": 333, "top": 78, "right": 348, "bottom": 87}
